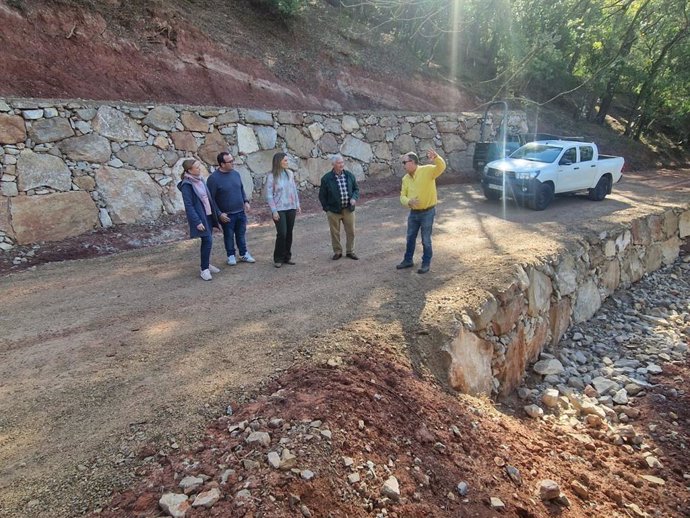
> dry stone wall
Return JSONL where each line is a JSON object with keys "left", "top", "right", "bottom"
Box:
{"left": 0, "top": 98, "right": 515, "bottom": 249}
{"left": 446, "top": 208, "right": 690, "bottom": 396}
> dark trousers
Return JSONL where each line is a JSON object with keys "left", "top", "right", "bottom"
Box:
{"left": 221, "top": 210, "right": 247, "bottom": 257}
{"left": 273, "top": 209, "right": 296, "bottom": 263}
{"left": 199, "top": 214, "right": 213, "bottom": 270}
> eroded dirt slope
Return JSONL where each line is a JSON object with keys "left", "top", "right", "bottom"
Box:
{"left": 0, "top": 0, "right": 476, "bottom": 112}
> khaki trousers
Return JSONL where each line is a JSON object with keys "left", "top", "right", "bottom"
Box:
{"left": 327, "top": 210, "right": 356, "bottom": 254}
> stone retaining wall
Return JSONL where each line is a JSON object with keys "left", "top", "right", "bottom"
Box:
{"left": 0, "top": 98, "right": 529, "bottom": 249}
{"left": 446, "top": 208, "right": 690, "bottom": 397}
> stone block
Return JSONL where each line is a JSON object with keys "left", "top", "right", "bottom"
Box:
{"left": 95, "top": 166, "right": 162, "bottom": 224}
{"left": 10, "top": 191, "right": 98, "bottom": 244}
{"left": 304, "top": 157, "right": 332, "bottom": 187}
{"left": 573, "top": 279, "right": 600, "bottom": 323}
{"left": 318, "top": 133, "right": 339, "bottom": 154}
{"left": 340, "top": 135, "right": 372, "bottom": 163}
{"left": 170, "top": 131, "right": 198, "bottom": 152}
{"left": 284, "top": 127, "right": 314, "bottom": 158}
{"left": 679, "top": 210, "right": 690, "bottom": 238}
{"left": 491, "top": 296, "right": 526, "bottom": 335}
{"left": 0, "top": 114, "right": 27, "bottom": 144}
{"left": 244, "top": 109, "right": 273, "bottom": 125}
{"left": 245, "top": 150, "right": 278, "bottom": 177}
{"left": 631, "top": 218, "right": 651, "bottom": 245}
{"left": 549, "top": 297, "right": 571, "bottom": 347}
{"left": 0, "top": 197, "right": 13, "bottom": 239}
{"left": 28, "top": 117, "right": 74, "bottom": 144}
{"left": 116, "top": 145, "right": 165, "bottom": 170}
{"left": 180, "top": 111, "right": 210, "bottom": 132}
{"left": 444, "top": 326, "right": 493, "bottom": 395}
{"left": 660, "top": 236, "right": 680, "bottom": 265}
{"left": 276, "top": 111, "right": 302, "bottom": 125}
{"left": 143, "top": 106, "right": 178, "bottom": 131}
{"left": 643, "top": 243, "right": 663, "bottom": 273}
{"left": 365, "top": 126, "right": 385, "bottom": 142}
{"left": 93, "top": 106, "right": 146, "bottom": 142}
{"left": 255, "top": 126, "right": 277, "bottom": 150}
{"left": 198, "top": 131, "right": 229, "bottom": 165}
{"left": 598, "top": 259, "right": 620, "bottom": 297}
{"left": 237, "top": 124, "right": 260, "bottom": 155}
{"left": 59, "top": 134, "right": 112, "bottom": 162}
{"left": 528, "top": 268, "right": 552, "bottom": 317}
{"left": 17, "top": 150, "right": 71, "bottom": 192}
{"left": 367, "top": 162, "right": 392, "bottom": 178}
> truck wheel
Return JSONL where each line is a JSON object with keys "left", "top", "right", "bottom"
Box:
{"left": 530, "top": 182, "right": 554, "bottom": 211}
{"left": 483, "top": 187, "right": 501, "bottom": 201}
{"left": 588, "top": 176, "right": 611, "bottom": 201}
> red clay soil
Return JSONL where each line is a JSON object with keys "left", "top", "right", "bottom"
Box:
{"left": 95, "top": 340, "right": 690, "bottom": 518}
{"left": 0, "top": 0, "right": 477, "bottom": 112}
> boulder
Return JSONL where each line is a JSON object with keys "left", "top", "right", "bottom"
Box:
{"left": 180, "top": 111, "right": 210, "bottom": 132}
{"left": 237, "top": 124, "right": 260, "bottom": 154}
{"left": 95, "top": 166, "right": 163, "bottom": 224}
{"left": 16, "top": 150, "right": 71, "bottom": 192}
{"left": 284, "top": 127, "right": 314, "bottom": 158}
{"left": 116, "top": 145, "right": 165, "bottom": 170}
{"left": 244, "top": 109, "right": 273, "bottom": 125}
{"left": 0, "top": 114, "right": 26, "bottom": 144}
{"left": 198, "top": 131, "right": 229, "bottom": 165}
{"left": 445, "top": 326, "right": 493, "bottom": 395}
{"left": 59, "top": 134, "right": 112, "bottom": 163}
{"left": 28, "top": 117, "right": 74, "bottom": 144}
{"left": 340, "top": 135, "right": 372, "bottom": 163}
{"left": 143, "top": 106, "right": 178, "bottom": 131}
{"left": 10, "top": 191, "right": 99, "bottom": 244}
{"left": 170, "top": 131, "right": 198, "bottom": 152}
{"left": 93, "top": 106, "right": 146, "bottom": 142}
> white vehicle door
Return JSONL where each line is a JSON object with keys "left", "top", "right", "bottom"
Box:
{"left": 556, "top": 147, "right": 579, "bottom": 192}
{"left": 577, "top": 145, "right": 598, "bottom": 188}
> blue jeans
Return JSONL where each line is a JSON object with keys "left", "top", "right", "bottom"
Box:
{"left": 200, "top": 214, "right": 213, "bottom": 270}
{"left": 221, "top": 211, "right": 247, "bottom": 257}
{"left": 403, "top": 207, "right": 435, "bottom": 266}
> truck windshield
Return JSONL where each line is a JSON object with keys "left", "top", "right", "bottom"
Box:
{"left": 510, "top": 144, "right": 562, "bottom": 163}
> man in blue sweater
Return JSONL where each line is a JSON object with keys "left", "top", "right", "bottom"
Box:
{"left": 207, "top": 152, "right": 255, "bottom": 265}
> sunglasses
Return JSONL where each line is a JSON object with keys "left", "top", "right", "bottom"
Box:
{"left": 401, "top": 160, "right": 413, "bottom": 165}
{"left": 224, "top": 160, "right": 234, "bottom": 164}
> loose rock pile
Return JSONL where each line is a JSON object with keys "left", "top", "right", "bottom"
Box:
{"left": 520, "top": 255, "right": 690, "bottom": 488}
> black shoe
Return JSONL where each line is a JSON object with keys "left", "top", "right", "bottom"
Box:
{"left": 332, "top": 253, "right": 342, "bottom": 260}
{"left": 283, "top": 260, "right": 296, "bottom": 265}
{"left": 417, "top": 265, "right": 430, "bottom": 274}
{"left": 346, "top": 253, "right": 359, "bottom": 260}
{"left": 396, "top": 261, "right": 414, "bottom": 270}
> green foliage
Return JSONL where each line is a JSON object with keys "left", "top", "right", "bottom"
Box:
{"left": 337, "top": 0, "right": 690, "bottom": 143}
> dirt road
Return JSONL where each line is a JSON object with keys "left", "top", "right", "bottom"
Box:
{"left": 0, "top": 171, "right": 688, "bottom": 516}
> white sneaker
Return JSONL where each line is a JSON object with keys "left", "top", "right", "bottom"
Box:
{"left": 200, "top": 269, "right": 213, "bottom": 281}
{"left": 227, "top": 255, "right": 237, "bottom": 266}
{"left": 240, "top": 252, "right": 256, "bottom": 263}
{"left": 209, "top": 265, "right": 220, "bottom": 274}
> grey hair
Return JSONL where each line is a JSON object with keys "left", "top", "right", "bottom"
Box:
{"left": 330, "top": 153, "right": 344, "bottom": 164}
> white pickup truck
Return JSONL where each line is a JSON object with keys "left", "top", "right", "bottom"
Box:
{"left": 481, "top": 140, "right": 625, "bottom": 210}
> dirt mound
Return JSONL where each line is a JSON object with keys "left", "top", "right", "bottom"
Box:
{"left": 95, "top": 342, "right": 690, "bottom": 517}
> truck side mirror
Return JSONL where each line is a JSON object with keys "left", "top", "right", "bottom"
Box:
{"left": 560, "top": 158, "right": 572, "bottom": 166}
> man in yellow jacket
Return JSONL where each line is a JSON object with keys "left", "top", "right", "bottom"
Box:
{"left": 396, "top": 148, "right": 446, "bottom": 274}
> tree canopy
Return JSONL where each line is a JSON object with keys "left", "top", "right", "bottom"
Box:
{"left": 331, "top": 0, "right": 690, "bottom": 144}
